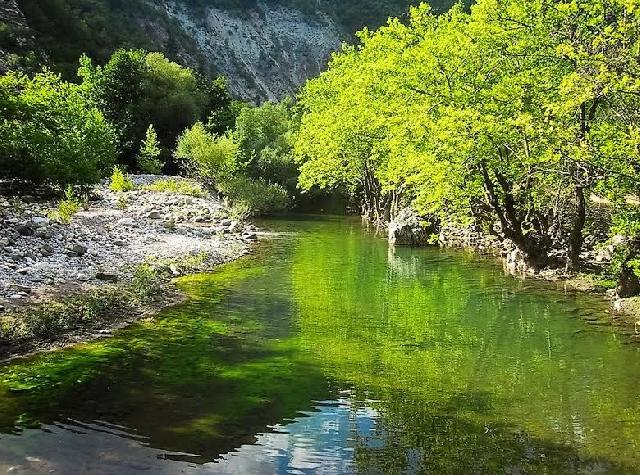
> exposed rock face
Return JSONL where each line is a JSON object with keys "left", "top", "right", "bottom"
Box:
{"left": 0, "top": 0, "right": 38, "bottom": 73}
{"left": 388, "top": 208, "right": 434, "bottom": 247}
{"left": 163, "top": 1, "right": 341, "bottom": 102}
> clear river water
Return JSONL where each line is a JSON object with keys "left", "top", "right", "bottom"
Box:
{"left": 0, "top": 216, "right": 639, "bottom": 474}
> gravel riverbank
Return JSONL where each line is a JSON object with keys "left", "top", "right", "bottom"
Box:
{"left": 0, "top": 176, "right": 258, "bottom": 312}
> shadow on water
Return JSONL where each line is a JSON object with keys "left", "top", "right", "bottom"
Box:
{"left": 0, "top": 216, "right": 638, "bottom": 473}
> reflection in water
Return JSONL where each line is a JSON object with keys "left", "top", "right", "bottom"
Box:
{"left": 0, "top": 396, "right": 378, "bottom": 475}
{"left": 0, "top": 217, "right": 639, "bottom": 474}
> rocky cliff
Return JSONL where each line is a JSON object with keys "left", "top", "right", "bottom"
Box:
{"left": 163, "top": 1, "right": 341, "bottom": 102}
{"left": 7, "top": 0, "right": 459, "bottom": 101}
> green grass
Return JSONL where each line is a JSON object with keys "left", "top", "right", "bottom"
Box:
{"left": 143, "top": 178, "right": 207, "bottom": 197}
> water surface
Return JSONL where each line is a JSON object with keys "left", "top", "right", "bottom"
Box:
{"left": 0, "top": 217, "right": 639, "bottom": 474}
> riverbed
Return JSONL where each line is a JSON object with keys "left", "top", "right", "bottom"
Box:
{"left": 0, "top": 216, "right": 638, "bottom": 474}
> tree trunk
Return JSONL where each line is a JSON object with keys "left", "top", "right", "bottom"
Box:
{"left": 479, "top": 161, "right": 548, "bottom": 271}
{"left": 566, "top": 185, "right": 586, "bottom": 273}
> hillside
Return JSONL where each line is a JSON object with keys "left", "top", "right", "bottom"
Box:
{"left": 5, "top": 0, "right": 461, "bottom": 101}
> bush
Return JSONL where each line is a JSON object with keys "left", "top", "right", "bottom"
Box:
{"left": 49, "top": 186, "right": 84, "bottom": 224}
{"left": 131, "top": 264, "right": 164, "bottom": 302}
{"left": 0, "top": 71, "right": 117, "bottom": 186}
{"left": 217, "top": 175, "right": 289, "bottom": 216}
{"left": 175, "top": 122, "right": 237, "bottom": 183}
{"left": 109, "top": 166, "right": 135, "bottom": 192}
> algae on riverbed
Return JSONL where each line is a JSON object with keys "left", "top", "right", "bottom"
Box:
{"left": 0, "top": 217, "right": 639, "bottom": 474}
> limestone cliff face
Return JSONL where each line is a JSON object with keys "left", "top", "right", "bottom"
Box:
{"left": 162, "top": 1, "right": 342, "bottom": 102}
{"left": 4, "top": 0, "right": 342, "bottom": 101}
{"left": 0, "top": 0, "right": 38, "bottom": 73}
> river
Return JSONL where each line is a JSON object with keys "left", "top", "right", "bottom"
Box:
{"left": 0, "top": 216, "right": 639, "bottom": 474}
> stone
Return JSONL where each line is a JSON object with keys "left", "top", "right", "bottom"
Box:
{"left": 117, "top": 218, "right": 135, "bottom": 227}
{"left": 147, "top": 211, "right": 162, "bottom": 219}
{"left": 34, "top": 227, "right": 54, "bottom": 239}
{"left": 12, "top": 285, "right": 31, "bottom": 294}
{"left": 15, "top": 223, "right": 32, "bottom": 236}
{"left": 40, "top": 244, "right": 55, "bottom": 257}
{"left": 67, "top": 243, "right": 87, "bottom": 256}
{"left": 388, "top": 208, "right": 434, "bottom": 246}
{"left": 96, "top": 271, "right": 118, "bottom": 282}
{"left": 31, "top": 216, "right": 50, "bottom": 228}
{"left": 229, "top": 221, "right": 242, "bottom": 233}
{"left": 169, "top": 263, "right": 181, "bottom": 276}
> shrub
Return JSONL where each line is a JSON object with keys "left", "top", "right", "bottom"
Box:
{"left": 131, "top": 264, "right": 164, "bottom": 302}
{"left": 49, "top": 186, "right": 84, "bottom": 224}
{"left": 116, "top": 194, "right": 129, "bottom": 210}
{"left": 137, "top": 124, "right": 163, "bottom": 174}
{"left": 143, "top": 178, "right": 206, "bottom": 197}
{"left": 175, "top": 122, "right": 237, "bottom": 183}
{"left": 109, "top": 166, "right": 135, "bottom": 192}
{"left": 218, "top": 175, "right": 289, "bottom": 216}
{"left": 0, "top": 70, "right": 116, "bottom": 186}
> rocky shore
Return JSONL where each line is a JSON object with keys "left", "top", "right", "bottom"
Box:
{"left": 0, "top": 176, "right": 260, "bottom": 341}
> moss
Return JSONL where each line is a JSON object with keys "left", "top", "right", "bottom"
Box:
{"left": 0, "top": 252, "right": 217, "bottom": 353}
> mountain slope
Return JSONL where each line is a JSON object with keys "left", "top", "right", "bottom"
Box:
{"left": 10, "top": 0, "right": 461, "bottom": 101}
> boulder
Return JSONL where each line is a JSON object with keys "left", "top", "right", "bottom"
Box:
{"left": 34, "top": 226, "right": 54, "bottom": 239}
{"left": 15, "top": 223, "right": 33, "bottom": 236}
{"left": 388, "top": 208, "right": 434, "bottom": 246}
{"left": 31, "top": 216, "right": 50, "bottom": 228}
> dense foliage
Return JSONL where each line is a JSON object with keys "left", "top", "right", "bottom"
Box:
{"left": 79, "top": 49, "right": 236, "bottom": 171}
{"left": 295, "top": 0, "right": 640, "bottom": 285}
{"left": 0, "top": 70, "right": 116, "bottom": 186}
{"left": 175, "top": 107, "right": 293, "bottom": 216}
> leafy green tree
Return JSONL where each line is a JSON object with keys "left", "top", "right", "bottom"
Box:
{"left": 78, "top": 49, "right": 148, "bottom": 165}
{"left": 175, "top": 122, "right": 238, "bottom": 184}
{"left": 79, "top": 49, "right": 237, "bottom": 171}
{"left": 295, "top": 0, "right": 640, "bottom": 279}
{"left": 138, "top": 125, "right": 163, "bottom": 174}
{"left": 0, "top": 70, "right": 116, "bottom": 186}
{"left": 234, "top": 100, "right": 299, "bottom": 191}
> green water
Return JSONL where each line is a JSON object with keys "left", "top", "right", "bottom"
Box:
{"left": 0, "top": 217, "right": 639, "bottom": 474}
